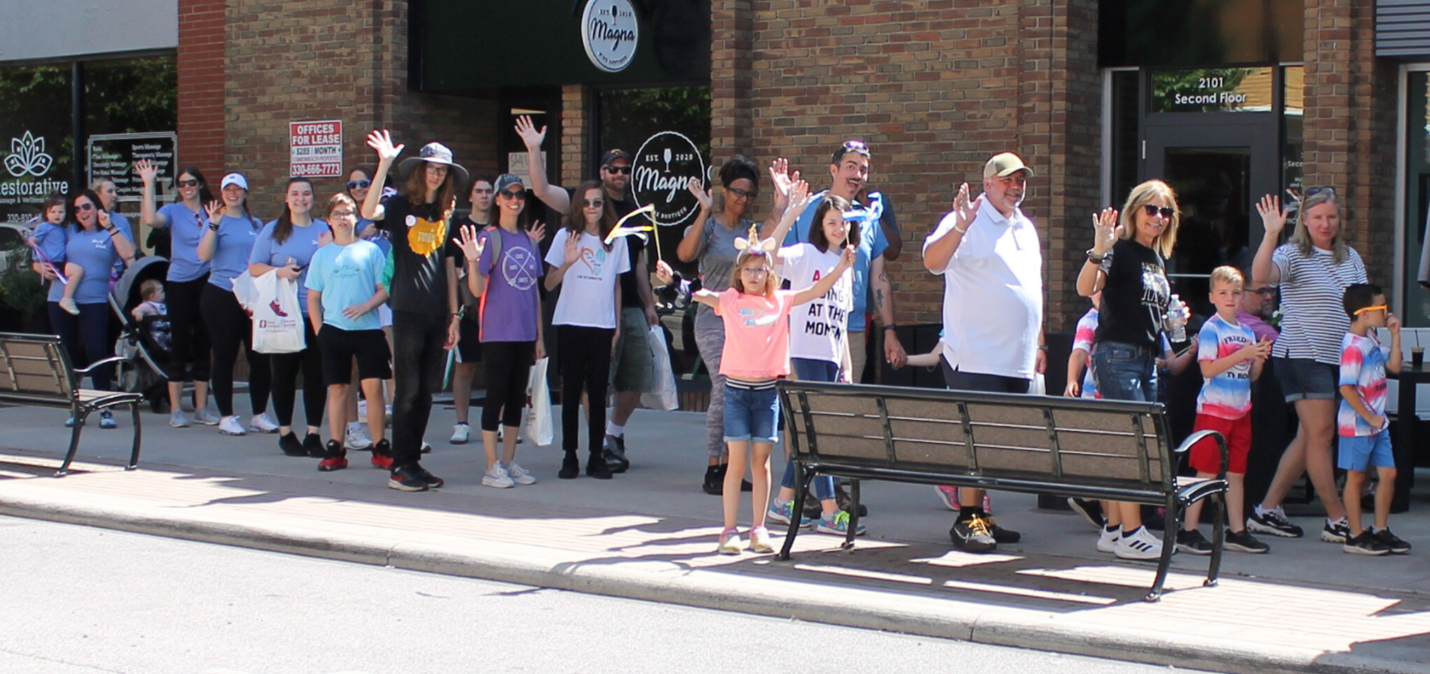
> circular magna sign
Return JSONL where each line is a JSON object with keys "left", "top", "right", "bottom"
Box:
{"left": 581, "top": 0, "right": 639, "bottom": 73}
{"left": 632, "top": 131, "right": 706, "bottom": 228}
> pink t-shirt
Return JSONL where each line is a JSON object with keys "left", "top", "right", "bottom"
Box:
{"left": 715, "top": 288, "right": 796, "bottom": 380}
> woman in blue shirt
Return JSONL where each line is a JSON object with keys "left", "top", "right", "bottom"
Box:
{"left": 197, "top": 172, "right": 276, "bottom": 438}
{"left": 249, "top": 177, "right": 331, "bottom": 458}
{"left": 138, "top": 159, "right": 218, "bottom": 428}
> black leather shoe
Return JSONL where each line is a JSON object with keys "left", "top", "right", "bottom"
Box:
{"left": 587, "top": 454, "right": 613, "bottom": 480}
{"left": 604, "top": 435, "right": 629, "bottom": 473}
{"left": 559, "top": 453, "right": 580, "bottom": 480}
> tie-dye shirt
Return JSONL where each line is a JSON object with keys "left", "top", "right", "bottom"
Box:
{"left": 1195, "top": 314, "right": 1256, "bottom": 419}
{"left": 1072, "top": 309, "right": 1100, "bottom": 399}
{"left": 1338, "top": 331, "right": 1389, "bottom": 437}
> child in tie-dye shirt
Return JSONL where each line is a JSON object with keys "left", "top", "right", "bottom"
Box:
{"left": 1180, "top": 267, "right": 1272, "bottom": 555}
{"left": 1335, "top": 283, "right": 1409, "bottom": 556}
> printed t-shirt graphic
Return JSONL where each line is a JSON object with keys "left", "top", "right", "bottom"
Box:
{"left": 1195, "top": 314, "right": 1256, "bottom": 419}
{"left": 406, "top": 213, "right": 448, "bottom": 257}
{"left": 1338, "top": 331, "right": 1389, "bottom": 437}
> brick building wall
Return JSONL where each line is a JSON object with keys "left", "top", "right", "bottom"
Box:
{"left": 176, "top": 0, "right": 225, "bottom": 179}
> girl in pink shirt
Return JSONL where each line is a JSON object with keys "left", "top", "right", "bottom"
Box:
{"left": 692, "top": 225, "right": 853, "bottom": 555}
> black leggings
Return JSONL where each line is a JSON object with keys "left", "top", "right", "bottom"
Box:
{"left": 269, "top": 319, "right": 323, "bottom": 428}
{"left": 482, "top": 341, "right": 535, "bottom": 432}
{"left": 557, "top": 325, "right": 614, "bottom": 455}
{"left": 200, "top": 283, "right": 271, "bottom": 417}
{"left": 391, "top": 310, "right": 448, "bottom": 466}
{"left": 165, "top": 275, "right": 211, "bottom": 382}
{"left": 48, "top": 302, "right": 114, "bottom": 391}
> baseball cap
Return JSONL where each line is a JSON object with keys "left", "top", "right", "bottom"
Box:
{"left": 601, "top": 149, "right": 632, "bottom": 167}
{"left": 220, "top": 173, "right": 248, "bottom": 190}
{"left": 984, "top": 153, "right": 1034, "bottom": 180}
{"left": 494, "top": 174, "right": 525, "bottom": 194}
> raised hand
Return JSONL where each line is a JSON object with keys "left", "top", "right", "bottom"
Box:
{"left": 526, "top": 221, "right": 546, "bottom": 242}
{"left": 769, "top": 157, "right": 797, "bottom": 199}
{"left": 134, "top": 159, "right": 159, "bottom": 185}
{"left": 688, "top": 177, "right": 712, "bottom": 212}
{"left": 458, "top": 224, "right": 486, "bottom": 262}
{"left": 786, "top": 179, "right": 811, "bottom": 212}
{"left": 838, "top": 243, "right": 856, "bottom": 269}
{"left": 1091, "top": 207, "right": 1121, "bottom": 255}
{"left": 950, "top": 183, "right": 979, "bottom": 232}
{"left": 204, "top": 200, "right": 224, "bottom": 225}
{"left": 514, "top": 115, "right": 546, "bottom": 150}
{"left": 366, "top": 130, "right": 403, "bottom": 163}
{"left": 1256, "top": 195, "right": 1290, "bottom": 238}
{"left": 654, "top": 259, "right": 675, "bottom": 287}
{"left": 563, "top": 230, "right": 581, "bottom": 266}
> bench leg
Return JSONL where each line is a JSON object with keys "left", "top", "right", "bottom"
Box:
{"left": 841, "top": 479, "right": 861, "bottom": 551}
{"left": 127, "top": 401, "right": 142, "bottom": 470}
{"left": 1206, "top": 491, "right": 1226, "bottom": 588}
{"left": 56, "top": 410, "right": 89, "bottom": 477}
{"left": 1146, "top": 494, "right": 1180, "bottom": 602}
{"left": 779, "top": 464, "right": 815, "bottom": 561}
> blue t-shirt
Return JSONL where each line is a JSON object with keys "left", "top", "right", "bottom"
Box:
{"left": 32, "top": 221, "right": 69, "bottom": 302}
{"left": 207, "top": 215, "right": 264, "bottom": 292}
{"left": 306, "top": 239, "right": 386, "bottom": 331}
{"left": 65, "top": 226, "right": 131, "bottom": 304}
{"left": 249, "top": 219, "right": 330, "bottom": 315}
{"left": 108, "top": 212, "right": 134, "bottom": 277}
{"left": 156, "top": 202, "right": 212, "bottom": 282}
{"left": 357, "top": 219, "right": 393, "bottom": 256}
{"left": 783, "top": 191, "right": 889, "bottom": 332}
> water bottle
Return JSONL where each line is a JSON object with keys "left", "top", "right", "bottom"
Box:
{"left": 1166, "top": 294, "right": 1188, "bottom": 343}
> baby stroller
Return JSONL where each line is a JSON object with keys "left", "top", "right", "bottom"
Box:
{"left": 111, "top": 256, "right": 171, "bottom": 413}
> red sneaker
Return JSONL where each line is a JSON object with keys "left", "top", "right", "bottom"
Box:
{"left": 318, "top": 454, "right": 348, "bottom": 471}
{"left": 371, "top": 438, "right": 393, "bottom": 469}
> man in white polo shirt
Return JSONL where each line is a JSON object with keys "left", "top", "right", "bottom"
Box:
{"left": 922, "top": 152, "right": 1046, "bottom": 552}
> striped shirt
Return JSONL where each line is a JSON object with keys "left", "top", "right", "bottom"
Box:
{"left": 1270, "top": 244, "right": 1366, "bottom": 365}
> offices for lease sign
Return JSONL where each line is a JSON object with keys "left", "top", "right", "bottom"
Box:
{"left": 290, "top": 120, "right": 343, "bottom": 178}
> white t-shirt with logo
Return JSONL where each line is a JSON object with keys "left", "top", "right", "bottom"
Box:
{"left": 780, "top": 243, "right": 853, "bottom": 365}
{"left": 545, "top": 229, "right": 630, "bottom": 329}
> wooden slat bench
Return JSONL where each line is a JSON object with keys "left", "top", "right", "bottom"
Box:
{"left": 777, "top": 380, "right": 1229, "bottom": 601}
{"left": 0, "top": 333, "right": 144, "bottom": 476}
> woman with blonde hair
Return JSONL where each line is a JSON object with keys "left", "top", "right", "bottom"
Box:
{"left": 1245, "top": 188, "right": 1367, "bottom": 543}
{"left": 1077, "top": 178, "right": 1186, "bottom": 561}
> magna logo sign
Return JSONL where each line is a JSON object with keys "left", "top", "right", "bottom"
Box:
{"left": 632, "top": 131, "right": 705, "bottom": 228}
{"left": 289, "top": 120, "right": 343, "bottom": 178}
{"left": 581, "top": 0, "right": 638, "bottom": 73}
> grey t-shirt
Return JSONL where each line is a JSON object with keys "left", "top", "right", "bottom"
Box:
{"left": 694, "top": 216, "right": 753, "bottom": 317}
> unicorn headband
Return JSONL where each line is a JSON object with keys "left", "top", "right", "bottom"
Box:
{"left": 733, "top": 224, "right": 777, "bottom": 257}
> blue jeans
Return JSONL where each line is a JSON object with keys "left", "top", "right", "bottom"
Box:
{"left": 783, "top": 358, "right": 837, "bottom": 500}
{"left": 1091, "top": 340, "right": 1160, "bottom": 403}
{"left": 723, "top": 382, "right": 780, "bottom": 443}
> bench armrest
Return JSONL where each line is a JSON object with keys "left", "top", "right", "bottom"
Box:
{"left": 1172, "top": 429, "right": 1227, "bottom": 481}
{"left": 73, "top": 356, "right": 127, "bottom": 375}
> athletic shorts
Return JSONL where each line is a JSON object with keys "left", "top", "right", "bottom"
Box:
{"left": 1189, "top": 412, "right": 1251, "bottom": 475}
{"left": 456, "top": 311, "right": 483, "bottom": 364}
{"left": 610, "top": 306, "right": 654, "bottom": 393}
{"left": 1338, "top": 431, "right": 1395, "bottom": 472}
{"left": 318, "top": 325, "right": 392, "bottom": 386}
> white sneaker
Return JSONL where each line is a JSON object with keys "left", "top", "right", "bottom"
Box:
{"left": 749, "top": 526, "right": 775, "bottom": 553}
{"left": 169, "top": 409, "right": 190, "bottom": 428}
{"left": 218, "top": 415, "right": 246, "bottom": 436}
{"left": 193, "top": 407, "right": 221, "bottom": 426}
{"left": 1114, "top": 526, "right": 1165, "bottom": 560}
{"left": 505, "top": 462, "right": 536, "bottom": 485}
{"left": 249, "top": 412, "right": 279, "bottom": 433}
{"left": 59, "top": 298, "right": 80, "bottom": 315}
{"left": 357, "top": 400, "right": 368, "bottom": 423}
{"left": 481, "top": 464, "right": 514, "bottom": 489}
{"left": 450, "top": 423, "right": 470, "bottom": 444}
{"left": 1097, "top": 526, "right": 1120, "bottom": 553}
{"left": 717, "top": 528, "right": 744, "bottom": 555}
{"left": 345, "top": 424, "right": 372, "bottom": 450}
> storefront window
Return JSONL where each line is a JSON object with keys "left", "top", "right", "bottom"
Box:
{"left": 0, "top": 65, "right": 73, "bottom": 223}
{"left": 1283, "top": 65, "right": 1303, "bottom": 196}
{"left": 1403, "top": 71, "right": 1430, "bottom": 327}
{"left": 84, "top": 57, "right": 177, "bottom": 137}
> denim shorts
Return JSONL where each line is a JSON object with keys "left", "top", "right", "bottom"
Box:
{"left": 1338, "top": 431, "right": 1394, "bottom": 471}
{"left": 1090, "top": 340, "right": 1160, "bottom": 403}
{"left": 1274, "top": 357, "right": 1338, "bottom": 402}
{"left": 791, "top": 357, "right": 839, "bottom": 382}
{"left": 723, "top": 381, "right": 781, "bottom": 444}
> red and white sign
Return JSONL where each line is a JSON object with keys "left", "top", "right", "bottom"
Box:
{"left": 289, "top": 120, "right": 343, "bottom": 178}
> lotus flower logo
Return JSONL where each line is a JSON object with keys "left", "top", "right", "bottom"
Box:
{"left": 5, "top": 132, "right": 53, "bottom": 178}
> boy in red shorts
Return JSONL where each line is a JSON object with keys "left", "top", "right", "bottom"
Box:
{"left": 1178, "top": 266, "right": 1272, "bottom": 554}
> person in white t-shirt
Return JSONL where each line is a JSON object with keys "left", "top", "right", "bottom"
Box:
{"left": 922, "top": 152, "right": 1045, "bottom": 553}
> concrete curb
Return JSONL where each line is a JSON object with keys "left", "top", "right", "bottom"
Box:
{"left": 2, "top": 491, "right": 1426, "bottom": 674}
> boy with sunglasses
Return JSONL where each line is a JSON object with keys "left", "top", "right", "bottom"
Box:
{"left": 1336, "top": 283, "right": 1411, "bottom": 555}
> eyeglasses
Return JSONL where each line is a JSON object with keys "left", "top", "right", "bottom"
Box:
{"left": 472, "top": 187, "right": 493, "bottom": 194}
{"left": 603, "top": 165, "right": 631, "bottom": 175}
{"left": 330, "top": 210, "right": 357, "bottom": 219}
{"left": 582, "top": 199, "right": 604, "bottom": 208}
{"left": 726, "top": 187, "right": 757, "bottom": 201}
{"left": 75, "top": 202, "right": 95, "bottom": 212}
{"left": 425, "top": 164, "right": 448, "bottom": 173}
{"left": 347, "top": 180, "right": 371, "bottom": 191}
{"left": 176, "top": 179, "right": 200, "bottom": 188}
{"left": 500, "top": 190, "right": 526, "bottom": 201}
{"left": 1353, "top": 304, "right": 1388, "bottom": 316}
{"left": 1142, "top": 204, "right": 1175, "bottom": 219}
{"left": 739, "top": 267, "right": 769, "bottom": 276}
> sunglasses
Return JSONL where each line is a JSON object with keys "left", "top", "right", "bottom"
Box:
{"left": 176, "top": 179, "right": 200, "bottom": 188}
{"left": 347, "top": 179, "right": 371, "bottom": 190}
{"left": 1142, "top": 204, "right": 1175, "bottom": 219}
{"left": 726, "top": 187, "right": 757, "bottom": 200}
{"left": 1247, "top": 287, "right": 1276, "bottom": 296}
{"left": 1353, "top": 304, "right": 1388, "bottom": 316}
{"left": 1304, "top": 187, "right": 1335, "bottom": 198}
{"left": 603, "top": 165, "right": 631, "bottom": 175}
{"left": 500, "top": 190, "right": 526, "bottom": 200}
{"left": 843, "top": 139, "right": 868, "bottom": 151}
{"left": 75, "top": 202, "right": 95, "bottom": 212}
{"left": 582, "top": 199, "right": 604, "bottom": 208}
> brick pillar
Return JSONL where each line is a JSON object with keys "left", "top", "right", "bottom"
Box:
{"left": 177, "top": 0, "right": 224, "bottom": 176}
{"left": 561, "top": 85, "right": 592, "bottom": 187}
{"left": 710, "top": 0, "right": 753, "bottom": 161}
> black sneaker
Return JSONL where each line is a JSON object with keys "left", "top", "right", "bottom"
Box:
{"left": 1373, "top": 528, "right": 1412, "bottom": 554}
{"left": 279, "top": 432, "right": 307, "bottom": 457}
{"left": 587, "top": 454, "right": 613, "bottom": 480}
{"left": 388, "top": 465, "right": 429, "bottom": 492}
{"left": 702, "top": 464, "right": 723, "bottom": 495}
{"left": 835, "top": 484, "right": 869, "bottom": 518}
{"left": 1225, "top": 529, "right": 1269, "bottom": 554}
{"left": 1175, "top": 529, "right": 1213, "bottom": 555}
{"left": 409, "top": 463, "right": 444, "bottom": 489}
{"left": 950, "top": 514, "right": 997, "bottom": 552}
{"left": 604, "top": 435, "right": 629, "bottom": 473}
{"left": 1067, "top": 497, "right": 1105, "bottom": 529}
{"left": 987, "top": 518, "right": 1021, "bottom": 544}
{"left": 303, "top": 433, "right": 324, "bottom": 458}
{"left": 1247, "top": 507, "right": 1304, "bottom": 538}
{"left": 1343, "top": 531, "right": 1390, "bottom": 556}
{"left": 1321, "top": 519, "right": 1351, "bottom": 544}
{"left": 559, "top": 453, "right": 580, "bottom": 480}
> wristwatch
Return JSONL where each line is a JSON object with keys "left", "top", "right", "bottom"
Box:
{"left": 884, "top": 323, "right": 898, "bottom": 332}
{"left": 1085, "top": 248, "right": 1104, "bottom": 264}
{"left": 208, "top": 222, "right": 221, "bottom": 232}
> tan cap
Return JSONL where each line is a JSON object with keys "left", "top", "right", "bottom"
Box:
{"left": 983, "top": 152, "right": 1034, "bottom": 180}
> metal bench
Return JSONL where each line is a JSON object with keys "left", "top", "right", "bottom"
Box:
{"left": 777, "top": 380, "right": 1229, "bottom": 601}
{"left": 0, "top": 333, "right": 143, "bottom": 476}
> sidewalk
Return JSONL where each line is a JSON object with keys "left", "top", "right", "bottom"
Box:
{"left": 1, "top": 401, "right": 1428, "bottom": 674}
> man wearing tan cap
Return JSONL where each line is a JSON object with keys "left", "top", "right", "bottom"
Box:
{"left": 922, "top": 152, "right": 1046, "bottom": 552}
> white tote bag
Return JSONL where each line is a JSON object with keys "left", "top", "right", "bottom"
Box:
{"left": 250, "top": 270, "right": 306, "bottom": 354}
{"left": 523, "top": 356, "right": 554, "bottom": 446}
{"left": 641, "top": 325, "right": 679, "bottom": 411}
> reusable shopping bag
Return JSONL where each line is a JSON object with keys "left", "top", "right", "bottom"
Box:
{"left": 523, "top": 356, "right": 554, "bottom": 446}
{"left": 641, "top": 325, "right": 680, "bottom": 411}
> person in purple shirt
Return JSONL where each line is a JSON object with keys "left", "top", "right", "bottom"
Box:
{"left": 1237, "top": 280, "right": 1280, "bottom": 343}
